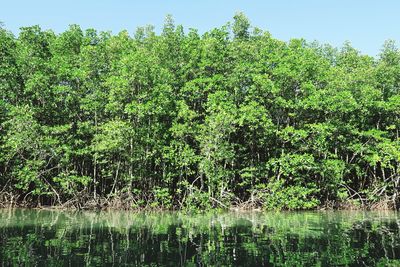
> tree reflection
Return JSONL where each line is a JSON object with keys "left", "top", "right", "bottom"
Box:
{"left": 0, "top": 210, "right": 399, "bottom": 266}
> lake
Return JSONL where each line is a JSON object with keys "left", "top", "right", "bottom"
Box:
{"left": 0, "top": 209, "right": 399, "bottom": 266}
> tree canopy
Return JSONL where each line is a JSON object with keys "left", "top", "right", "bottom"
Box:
{"left": 0, "top": 14, "right": 399, "bottom": 210}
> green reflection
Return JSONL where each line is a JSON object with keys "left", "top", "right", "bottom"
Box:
{"left": 0, "top": 209, "right": 399, "bottom": 266}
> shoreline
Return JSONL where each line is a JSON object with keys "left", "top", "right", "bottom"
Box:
{"left": 0, "top": 199, "right": 397, "bottom": 212}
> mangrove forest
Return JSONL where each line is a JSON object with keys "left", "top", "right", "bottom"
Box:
{"left": 0, "top": 13, "right": 399, "bottom": 210}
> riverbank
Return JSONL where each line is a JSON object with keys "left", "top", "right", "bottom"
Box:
{"left": 1, "top": 192, "right": 397, "bottom": 211}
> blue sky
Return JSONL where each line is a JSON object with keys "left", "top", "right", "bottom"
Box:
{"left": 1, "top": 0, "right": 399, "bottom": 56}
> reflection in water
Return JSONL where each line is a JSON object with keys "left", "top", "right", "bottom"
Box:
{"left": 0, "top": 209, "right": 399, "bottom": 266}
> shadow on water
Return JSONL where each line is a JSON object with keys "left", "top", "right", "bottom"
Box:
{"left": 0, "top": 209, "right": 399, "bottom": 266}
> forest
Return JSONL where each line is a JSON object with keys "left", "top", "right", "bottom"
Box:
{"left": 0, "top": 13, "right": 399, "bottom": 210}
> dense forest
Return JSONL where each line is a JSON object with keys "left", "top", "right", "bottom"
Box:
{"left": 0, "top": 13, "right": 399, "bottom": 210}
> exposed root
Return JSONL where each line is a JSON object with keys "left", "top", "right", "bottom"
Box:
{"left": 0, "top": 191, "right": 399, "bottom": 211}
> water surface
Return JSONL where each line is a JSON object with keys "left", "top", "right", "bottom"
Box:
{"left": 0, "top": 209, "right": 399, "bottom": 266}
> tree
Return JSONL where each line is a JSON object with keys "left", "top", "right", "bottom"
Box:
{"left": 233, "top": 12, "right": 250, "bottom": 40}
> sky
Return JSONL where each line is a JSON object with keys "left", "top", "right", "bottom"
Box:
{"left": 1, "top": 0, "right": 399, "bottom": 57}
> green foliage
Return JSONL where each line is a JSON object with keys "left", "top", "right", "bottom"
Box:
{"left": 233, "top": 12, "right": 251, "bottom": 40}
{"left": 262, "top": 180, "right": 320, "bottom": 210}
{"left": 150, "top": 187, "right": 172, "bottom": 209}
{"left": 0, "top": 14, "right": 399, "bottom": 210}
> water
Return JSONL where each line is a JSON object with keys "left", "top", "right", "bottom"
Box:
{"left": 0, "top": 209, "right": 399, "bottom": 266}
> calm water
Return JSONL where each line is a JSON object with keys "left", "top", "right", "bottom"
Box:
{"left": 0, "top": 210, "right": 399, "bottom": 266}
